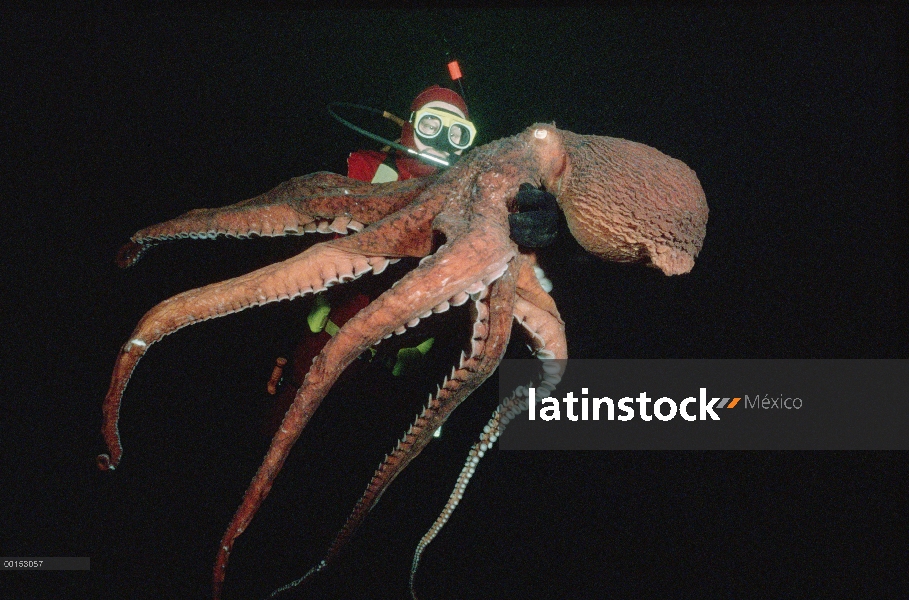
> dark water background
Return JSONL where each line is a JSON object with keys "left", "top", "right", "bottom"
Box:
{"left": 3, "top": 7, "right": 905, "bottom": 599}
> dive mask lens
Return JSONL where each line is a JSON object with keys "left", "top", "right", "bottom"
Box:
{"left": 415, "top": 113, "right": 443, "bottom": 139}
{"left": 412, "top": 107, "right": 476, "bottom": 151}
{"left": 447, "top": 122, "right": 473, "bottom": 150}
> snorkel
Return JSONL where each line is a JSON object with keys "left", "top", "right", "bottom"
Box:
{"left": 327, "top": 102, "right": 454, "bottom": 168}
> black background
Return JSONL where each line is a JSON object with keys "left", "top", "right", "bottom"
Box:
{"left": 3, "top": 7, "right": 906, "bottom": 599}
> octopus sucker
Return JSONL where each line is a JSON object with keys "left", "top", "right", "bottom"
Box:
{"left": 329, "top": 215, "right": 352, "bottom": 233}
{"left": 464, "top": 281, "right": 486, "bottom": 295}
{"left": 96, "top": 124, "right": 706, "bottom": 598}
{"left": 352, "top": 263, "right": 373, "bottom": 277}
{"left": 369, "top": 257, "right": 391, "bottom": 274}
{"left": 124, "top": 338, "right": 147, "bottom": 351}
{"left": 542, "top": 360, "right": 562, "bottom": 374}
{"left": 449, "top": 291, "right": 470, "bottom": 306}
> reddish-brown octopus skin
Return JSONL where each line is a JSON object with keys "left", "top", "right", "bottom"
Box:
{"left": 96, "top": 124, "right": 707, "bottom": 599}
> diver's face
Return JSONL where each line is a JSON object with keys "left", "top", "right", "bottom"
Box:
{"left": 414, "top": 115, "right": 466, "bottom": 146}
{"left": 416, "top": 115, "right": 442, "bottom": 137}
{"left": 412, "top": 100, "right": 467, "bottom": 159}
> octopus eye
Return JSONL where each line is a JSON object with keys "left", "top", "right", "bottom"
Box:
{"left": 534, "top": 129, "right": 548, "bottom": 139}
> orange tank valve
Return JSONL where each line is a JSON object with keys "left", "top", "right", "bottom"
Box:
{"left": 447, "top": 60, "right": 462, "bottom": 81}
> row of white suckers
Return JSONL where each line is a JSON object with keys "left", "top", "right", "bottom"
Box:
{"left": 157, "top": 216, "right": 365, "bottom": 240}
{"left": 146, "top": 217, "right": 553, "bottom": 292}
{"left": 388, "top": 295, "right": 562, "bottom": 461}
{"left": 408, "top": 361, "right": 563, "bottom": 565}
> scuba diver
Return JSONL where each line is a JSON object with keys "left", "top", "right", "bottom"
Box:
{"left": 348, "top": 84, "right": 475, "bottom": 182}
{"left": 262, "top": 84, "right": 559, "bottom": 437}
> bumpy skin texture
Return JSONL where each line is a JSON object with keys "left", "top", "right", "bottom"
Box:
{"left": 96, "top": 124, "right": 707, "bottom": 599}
{"left": 555, "top": 132, "right": 707, "bottom": 275}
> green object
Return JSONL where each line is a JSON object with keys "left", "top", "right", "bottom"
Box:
{"left": 307, "top": 294, "right": 331, "bottom": 333}
{"left": 414, "top": 337, "right": 434, "bottom": 355}
{"left": 324, "top": 320, "right": 340, "bottom": 336}
{"left": 392, "top": 337, "right": 435, "bottom": 377}
{"left": 307, "top": 292, "right": 435, "bottom": 377}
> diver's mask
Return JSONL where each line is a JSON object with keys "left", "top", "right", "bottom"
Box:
{"left": 411, "top": 106, "right": 477, "bottom": 156}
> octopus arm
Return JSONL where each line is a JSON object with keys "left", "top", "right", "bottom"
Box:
{"left": 99, "top": 237, "right": 424, "bottom": 472}
{"left": 513, "top": 251, "right": 564, "bottom": 327}
{"left": 99, "top": 195, "right": 454, "bottom": 472}
{"left": 212, "top": 236, "right": 516, "bottom": 598}
{"left": 116, "top": 172, "right": 431, "bottom": 267}
{"left": 409, "top": 255, "right": 567, "bottom": 599}
{"left": 267, "top": 266, "right": 517, "bottom": 599}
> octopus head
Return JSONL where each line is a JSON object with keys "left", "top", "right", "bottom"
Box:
{"left": 527, "top": 124, "right": 708, "bottom": 275}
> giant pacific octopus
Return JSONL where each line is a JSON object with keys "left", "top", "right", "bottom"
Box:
{"left": 96, "top": 123, "right": 708, "bottom": 598}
